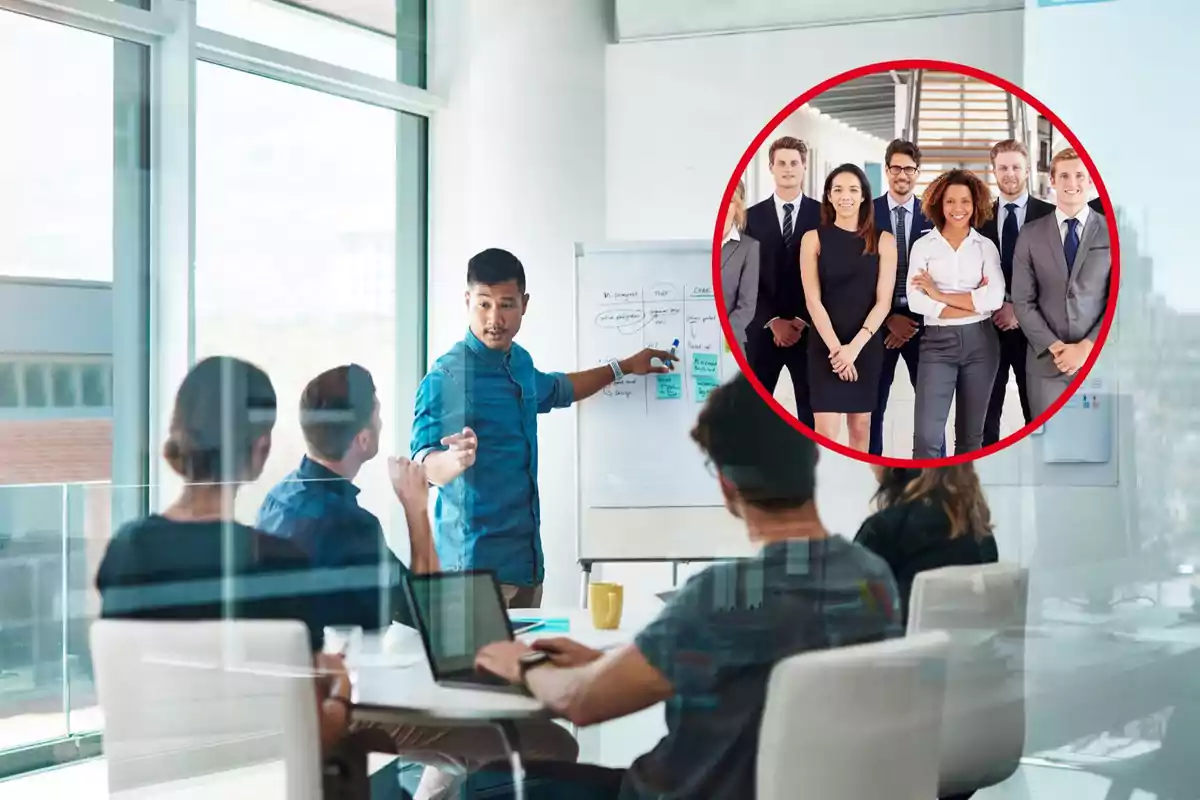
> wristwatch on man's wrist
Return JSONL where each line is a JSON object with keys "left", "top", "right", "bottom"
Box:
{"left": 518, "top": 650, "right": 552, "bottom": 683}
{"left": 608, "top": 358, "right": 624, "bottom": 381}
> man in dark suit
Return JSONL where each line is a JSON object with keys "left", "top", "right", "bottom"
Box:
{"left": 978, "top": 139, "right": 1055, "bottom": 445}
{"left": 868, "top": 139, "right": 940, "bottom": 457}
{"left": 744, "top": 136, "right": 821, "bottom": 428}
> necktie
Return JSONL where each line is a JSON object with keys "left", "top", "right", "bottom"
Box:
{"left": 893, "top": 206, "right": 908, "bottom": 306}
{"left": 1001, "top": 203, "right": 1019, "bottom": 281}
{"left": 782, "top": 203, "right": 795, "bottom": 245}
{"left": 1064, "top": 217, "right": 1080, "bottom": 274}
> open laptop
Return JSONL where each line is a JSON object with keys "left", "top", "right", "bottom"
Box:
{"left": 403, "top": 570, "right": 530, "bottom": 695}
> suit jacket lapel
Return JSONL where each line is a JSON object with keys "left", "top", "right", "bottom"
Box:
{"left": 721, "top": 238, "right": 742, "bottom": 271}
{"left": 759, "top": 204, "right": 783, "bottom": 250}
{"left": 1045, "top": 215, "right": 1071, "bottom": 282}
{"left": 1069, "top": 213, "right": 1103, "bottom": 285}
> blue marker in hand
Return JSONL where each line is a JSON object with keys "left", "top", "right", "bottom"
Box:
{"left": 669, "top": 339, "right": 679, "bottom": 370}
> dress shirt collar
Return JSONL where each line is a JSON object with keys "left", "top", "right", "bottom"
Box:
{"left": 464, "top": 326, "right": 511, "bottom": 367}
{"left": 887, "top": 193, "right": 916, "bottom": 216}
{"left": 722, "top": 225, "right": 741, "bottom": 246}
{"left": 296, "top": 455, "right": 360, "bottom": 498}
{"left": 1055, "top": 203, "right": 1091, "bottom": 231}
{"left": 1000, "top": 191, "right": 1029, "bottom": 211}
{"left": 773, "top": 192, "right": 804, "bottom": 215}
{"left": 927, "top": 225, "right": 986, "bottom": 249}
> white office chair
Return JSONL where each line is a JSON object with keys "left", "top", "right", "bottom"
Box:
{"left": 907, "top": 562, "right": 1029, "bottom": 797}
{"left": 756, "top": 631, "right": 950, "bottom": 800}
{"left": 90, "top": 619, "right": 323, "bottom": 799}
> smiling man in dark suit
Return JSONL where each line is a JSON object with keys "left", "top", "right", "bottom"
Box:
{"left": 978, "top": 139, "right": 1055, "bottom": 445}
{"left": 744, "top": 136, "right": 821, "bottom": 428}
{"left": 869, "top": 139, "right": 939, "bottom": 457}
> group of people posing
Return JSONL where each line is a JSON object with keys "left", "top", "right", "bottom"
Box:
{"left": 720, "top": 136, "right": 1112, "bottom": 458}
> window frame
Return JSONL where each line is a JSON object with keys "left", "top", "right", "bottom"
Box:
{"left": 0, "top": 0, "right": 433, "bottom": 778}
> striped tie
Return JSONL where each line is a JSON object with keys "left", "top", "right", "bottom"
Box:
{"left": 782, "top": 203, "right": 795, "bottom": 245}
{"left": 894, "top": 206, "right": 908, "bottom": 306}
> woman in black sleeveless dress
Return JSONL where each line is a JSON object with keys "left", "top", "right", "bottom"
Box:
{"left": 800, "top": 164, "right": 896, "bottom": 451}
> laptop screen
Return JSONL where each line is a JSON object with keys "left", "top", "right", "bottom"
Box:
{"left": 406, "top": 572, "right": 513, "bottom": 677}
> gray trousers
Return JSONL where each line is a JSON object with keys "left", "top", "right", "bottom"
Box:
{"left": 913, "top": 321, "right": 1001, "bottom": 459}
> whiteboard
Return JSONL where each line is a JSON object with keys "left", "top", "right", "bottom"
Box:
{"left": 573, "top": 241, "right": 894, "bottom": 563}
{"left": 575, "top": 240, "right": 751, "bottom": 561}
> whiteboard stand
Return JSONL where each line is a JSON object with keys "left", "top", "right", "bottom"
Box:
{"left": 573, "top": 240, "right": 757, "bottom": 609}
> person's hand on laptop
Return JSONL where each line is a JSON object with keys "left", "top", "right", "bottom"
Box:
{"left": 475, "top": 640, "right": 534, "bottom": 685}
{"left": 531, "top": 637, "right": 603, "bottom": 668}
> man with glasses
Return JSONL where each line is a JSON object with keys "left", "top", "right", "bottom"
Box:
{"left": 978, "top": 140, "right": 1054, "bottom": 445}
{"left": 869, "top": 139, "right": 942, "bottom": 457}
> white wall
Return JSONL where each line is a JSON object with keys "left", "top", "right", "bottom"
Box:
{"left": 614, "top": 0, "right": 1023, "bottom": 41}
{"left": 605, "top": 9, "right": 1024, "bottom": 241}
{"left": 427, "top": 0, "right": 609, "bottom": 607}
{"left": 747, "top": 106, "right": 889, "bottom": 203}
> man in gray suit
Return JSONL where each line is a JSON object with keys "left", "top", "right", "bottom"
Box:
{"left": 1012, "top": 147, "right": 1111, "bottom": 418}
{"left": 720, "top": 180, "right": 760, "bottom": 353}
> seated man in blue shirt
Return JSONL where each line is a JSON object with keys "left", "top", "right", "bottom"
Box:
{"left": 258, "top": 363, "right": 436, "bottom": 631}
{"left": 473, "top": 374, "right": 904, "bottom": 799}
{"left": 411, "top": 248, "right": 675, "bottom": 607}
{"left": 259, "top": 364, "right": 579, "bottom": 800}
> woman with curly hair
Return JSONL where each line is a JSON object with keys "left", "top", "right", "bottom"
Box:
{"left": 906, "top": 169, "right": 1005, "bottom": 458}
{"left": 855, "top": 464, "right": 998, "bottom": 624}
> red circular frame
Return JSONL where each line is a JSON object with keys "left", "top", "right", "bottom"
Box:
{"left": 712, "top": 58, "right": 1121, "bottom": 467}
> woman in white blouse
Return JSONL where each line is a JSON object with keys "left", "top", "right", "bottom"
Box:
{"left": 906, "top": 169, "right": 1004, "bottom": 459}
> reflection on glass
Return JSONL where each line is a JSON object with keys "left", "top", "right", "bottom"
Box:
{"left": 80, "top": 366, "right": 107, "bottom": 409}
{"left": 51, "top": 365, "right": 77, "bottom": 408}
{"left": 195, "top": 63, "right": 398, "bottom": 526}
{"left": 22, "top": 366, "right": 48, "bottom": 408}
{"left": 0, "top": 8, "right": 146, "bottom": 764}
{"left": 0, "top": 364, "right": 17, "bottom": 408}
{"left": 197, "top": 0, "right": 426, "bottom": 87}
{"left": 1019, "top": 0, "right": 1200, "bottom": 783}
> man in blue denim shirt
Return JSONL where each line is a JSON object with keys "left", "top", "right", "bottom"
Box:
{"left": 258, "top": 364, "right": 438, "bottom": 631}
{"left": 411, "top": 248, "right": 675, "bottom": 606}
{"left": 259, "top": 364, "right": 579, "bottom": 799}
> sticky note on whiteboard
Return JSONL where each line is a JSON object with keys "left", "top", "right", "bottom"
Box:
{"left": 693, "top": 375, "right": 719, "bottom": 403}
{"left": 655, "top": 373, "right": 682, "bottom": 400}
{"left": 691, "top": 352, "right": 718, "bottom": 376}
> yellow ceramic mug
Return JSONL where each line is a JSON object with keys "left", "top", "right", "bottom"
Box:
{"left": 588, "top": 582, "right": 624, "bottom": 630}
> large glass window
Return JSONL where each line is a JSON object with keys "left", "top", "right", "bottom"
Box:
{"left": 198, "top": 0, "right": 426, "bottom": 87}
{"left": 0, "top": 9, "right": 148, "bottom": 774}
{"left": 195, "top": 63, "right": 417, "bottom": 538}
{"left": 1018, "top": 0, "right": 1199, "bottom": 790}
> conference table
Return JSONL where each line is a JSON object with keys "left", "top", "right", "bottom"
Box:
{"left": 349, "top": 607, "right": 658, "bottom": 799}
{"left": 346, "top": 595, "right": 1200, "bottom": 795}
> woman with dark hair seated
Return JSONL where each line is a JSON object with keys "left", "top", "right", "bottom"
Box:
{"left": 855, "top": 464, "right": 999, "bottom": 624}
{"left": 95, "top": 356, "right": 367, "bottom": 797}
